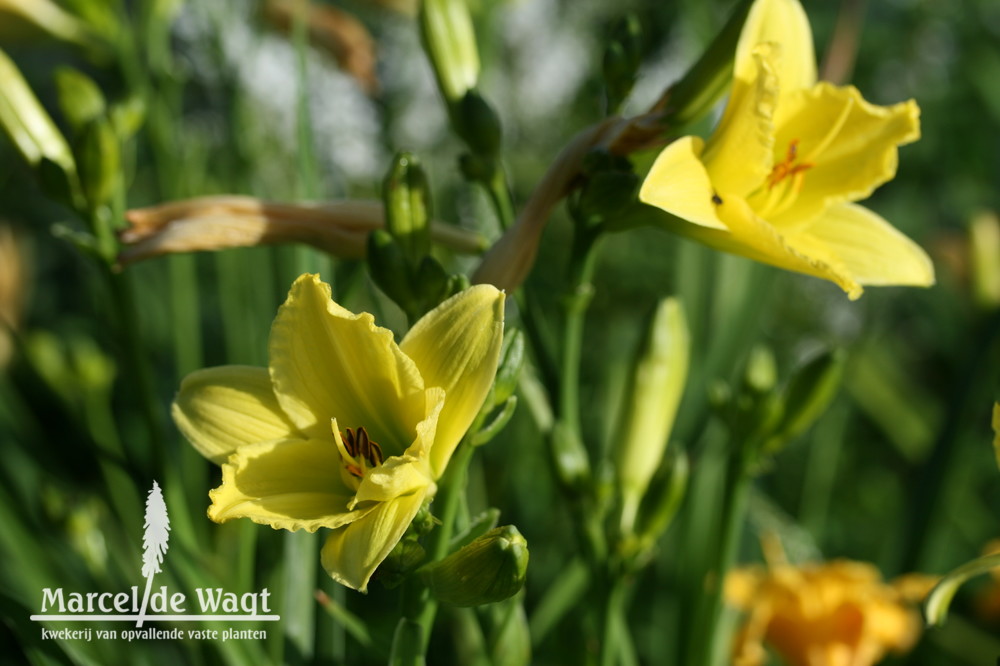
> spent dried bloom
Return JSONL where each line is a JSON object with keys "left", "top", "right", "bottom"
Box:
{"left": 0, "top": 224, "right": 26, "bottom": 369}
{"left": 263, "top": 0, "right": 379, "bottom": 94}
{"left": 120, "top": 196, "right": 485, "bottom": 266}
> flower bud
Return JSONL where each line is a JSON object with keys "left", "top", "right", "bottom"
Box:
{"left": 490, "top": 330, "right": 526, "bottom": 408}
{"left": 54, "top": 67, "right": 106, "bottom": 132}
{"left": 0, "top": 47, "right": 78, "bottom": 189}
{"left": 616, "top": 298, "right": 688, "bottom": 533}
{"left": 419, "top": 0, "right": 480, "bottom": 102}
{"left": 421, "top": 526, "right": 528, "bottom": 607}
{"left": 453, "top": 90, "right": 502, "bottom": 157}
{"left": 76, "top": 117, "right": 120, "bottom": 210}
{"left": 764, "top": 349, "right": 845, "bottom": 454}
{"left": 970, "top": 211, "right": 1000, "bottom": 309}
{"left": 383, "top": 152, "right": 432, "bottom": 265}
{"left": 0, "top": 0, "right": 95, "bottom": 47}
{"left": 602, "top": 14, "right": 643, "bottom": 112}
{"left": 367, "top": 229, "right": 417, "bottom": 317}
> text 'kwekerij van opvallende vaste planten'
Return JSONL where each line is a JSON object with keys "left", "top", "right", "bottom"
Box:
{"left": 2, "top": 0, "right": 1000, "bottom": 664}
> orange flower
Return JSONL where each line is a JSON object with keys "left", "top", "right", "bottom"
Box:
{"left": 726, "top": 560, "right": 935, "bottom": 666}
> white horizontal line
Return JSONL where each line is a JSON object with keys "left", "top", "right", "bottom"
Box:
{"left": 30, "top": 615, "right": 281, "bottom": 622}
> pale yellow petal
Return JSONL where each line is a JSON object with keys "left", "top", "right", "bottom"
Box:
{"left": 352, "top": 455, "right": 435, "bottom": 506}
{"left": 785, "top": 203, "right": 935, "bottom": 288}
{"left": 769, "top": 84, "right": 920, "bottom": 227}
{"left": 715, "top": 195, "right": 862, "bottom": 298}
{"left": 172, "top": 365, "right": 298, "bottom": 464}
{"left": 320, "top": 487, "right": 431, "bottom": 591}
{"left": 702, "top": 46, "right": 778, "bottom": 197}
{"left": 208, "top": 437, "right": 364, "bottom": 532}
{"left": 735, "top": 0, "right": 816, "bottom": 94}
{"left": 269, "top": 273, "right": 427, "bottom": 455}
{"left": 400, "top": 286, "right": 504, "bottom": 475}
{"left": 639, "top": 136, "right": 727, "bottom": 230}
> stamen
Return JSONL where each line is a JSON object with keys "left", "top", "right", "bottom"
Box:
{"left": 332, "top": 422, "right": 384, "bottom": 479}
{"left": 767, "top": 139, "right": 814, "bottom": 190}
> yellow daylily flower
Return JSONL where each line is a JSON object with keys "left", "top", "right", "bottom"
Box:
{"left": 639, "top": 0, "right": 933, "bottom": 299}
{"left": 173, "top": 274, "right": 504, "bottom": 591}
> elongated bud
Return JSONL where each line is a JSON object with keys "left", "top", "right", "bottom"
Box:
{"left": 76, "top": 117, "right": 120, "bottom": 210}
{"left": 764, "top": 349, "right": 845, "bottom": 453}
{"left": 453, "top": 90, "right": 502, "bottom": 157}
{"left": 602, "top": 14, "right": 643, "bottom": 113}
{"left": 54, "top": 67, "right": 106, "bottom": 132}
{"left": 489, "top": 331, "right": 525, "bottom": 409}
{"left": 367, "top": 229, "right": 417, "bottom": 318}
{"left": 0, "top": 0, "right": 96, "bottom": 48}
{"left": 0, "top": 47, "right": 78, "bottom": 185}
{"left": 550, "top": 422, "right": 591, "bottom": 490}
{"left": 970, "top": 211, "right": 1000, "bottom": 309}
{"left": 626, "top": 451, "right": 688, "bottom": 560}
{"left": 419, "top": 0, "right": 480, "bottom": 102}
{"left": 383, "top": 152, "right": 431, "bottom": 265}
{"left": 661, "top": 0, "right": 752, "bottom": 128}
{"left": 421, "top": 526, "right": 528, "bottom": 607}
{"left": 617, "top": 298, "right": 689, "bottom": 533}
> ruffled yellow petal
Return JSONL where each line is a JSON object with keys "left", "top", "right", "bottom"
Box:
{"left": 208, "top": 437, "right": 363, "bottom": 532}
{"left": 785, "top": 203, "right": 935, "bottom": 289}
{"left": 638, "top": 137, "right": 727, "bottom": 230}
{"left": 701, "top": 46, "right": 779, "bottom": 198}
{"left": 767, "top": 84, "right": 920, "bottom": 227}
{"left": 715, "top": 195, "right": 863, "bottom": 298}
{"left": 735, "top": 0, "right": 816, "bottom": 95}
{"left": 320, "top": 487, "right": 431, "bottom": 591}
{"left": 172, "top": 365, "right": 298, "bottom": 464}
{"left": 269, "top": 273, "right": 427, "bottom": 455}
{"left": 400, "top": 285, "right": 505, "bottom": 476}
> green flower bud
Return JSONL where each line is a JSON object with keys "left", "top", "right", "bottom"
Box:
{"left": 0, "top": 47, "right": 78, "bottom": 197}
{"left": 549, "top": 422, "right": 591, "bottom": 490}
{"left": 602, "top": 13, "right": 643, "bottom": 113}
{"left": 367, "top": 229, "right": 417, "bottom": 317}
{"left": 54, "top": 67, "right": 106, "bottom": 132}
{"left": 622, "top": 450, "right": 688, "bottom": 563}
{"left": 764, "top": 349, "right": 845, "bottom": 453}
{"left": 421, "top": 526, "right": 528, "bottom": 607}
{"left": 76, "top": 117, "right": 120, "bottom": 210}
{"left": 743, "top": 344, "right": 777, "bottom": 394}
{"left": 383, "top": 152, "right": 431, "bottom": 265}
{"left": 453, "top": 90, "right": 502, "bottom": 157}
{"left": 663, "top": 0, "right": 752, "bottom": 129}
{"left": 491, "top": 330, "right": 526, "bottom": 408}
{"left": 419, "top": 0, "right": 480, "bottom": 103}
{"left": 970, "top": 211, "right": 1000, "bottom": 309}
{"left": 617, "top": 298, "right": 689, "bottom": 534}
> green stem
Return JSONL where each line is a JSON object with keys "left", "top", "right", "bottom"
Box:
{"left": 559, "top": 228, "right": 601, "bottom": 444}
{"left": 484, "top": 168, "right": 516, "bottom": 231}
{"left": 689, "top": 449, "right": 750, "bottom": 666}
{"left": 395, "top": 440, "right": 477, "bottom": 664}
{"left": 599, "top": 578, "right": 630, "bottom": 666}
